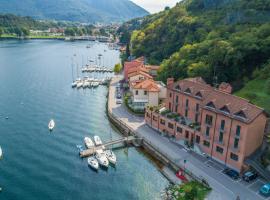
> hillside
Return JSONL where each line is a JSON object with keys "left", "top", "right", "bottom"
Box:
{"left": 120, "top": 0, "right": 270, "bottom": 92}
{"left": 0, "top": 0, "right": 149, "bottom": 23}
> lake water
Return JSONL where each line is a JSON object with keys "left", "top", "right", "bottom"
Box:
{"left": 0, "top": 40, "right": 169, "bottom": 200}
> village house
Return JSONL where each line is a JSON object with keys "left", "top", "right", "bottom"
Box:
{"left": 145, "top": 77, "right": 268, "bottom": 172}
{"left": 129, "top": 79, "right": 166, "bottom": 110}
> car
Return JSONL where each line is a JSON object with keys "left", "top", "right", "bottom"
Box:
{"left": 260, "top": 183, "right": 270, "bottom": 196}
{"left": 117, "top": 94, "right": 122, "bottom": 99}
{"left": 242, "top": 171, "right": 258, "bottom": 182}
{"left": 116, "top": 98, "right": 122, "bottom": 104}
{"left": 116, "top": 82, "right": 121, "bottom": 88}
{"left": 223, "top": 168, "right": 240, "bottom": 180}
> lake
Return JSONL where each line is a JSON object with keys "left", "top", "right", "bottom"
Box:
{"left": 0, "top": 40, "right": 169, "bottom": 200}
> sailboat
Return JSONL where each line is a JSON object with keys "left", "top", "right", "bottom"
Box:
{"left": 71, "top": 58, "right": 77, "bottom": 88}
{"left": 0, "top": 146, "right": 3, "bottom": 159}
{"left": 105, "top": 127, "right": 117, "bottom": 165}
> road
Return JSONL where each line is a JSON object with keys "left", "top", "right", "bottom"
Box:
{"left": 108, "top": 76, "right": 269, "bottom": 200}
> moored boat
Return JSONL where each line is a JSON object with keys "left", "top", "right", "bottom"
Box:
{"left": 0, "top": 146, "right": 2, "bottom": 159}
{"left": 95, "top": 152, "right": 109, "bottom": 168}
{"left": 48, "top": 119, "right": 55, "bottom": 131}
{"left": 94, "top": 136, "right": 102, "bottom": 146}
{"left": 84, "top": 137, "right": 94, "bottom": 149}
{"left": 105, "top": 150, "right": 116, "bottom": 165}
{"left": 88, "top": 157, "right": 99, "bottom": 170}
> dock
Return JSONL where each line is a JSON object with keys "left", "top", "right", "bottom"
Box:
{"left": 80, "top": 136, "right": 139, "bottom": 158}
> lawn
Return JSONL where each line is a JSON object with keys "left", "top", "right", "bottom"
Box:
{"left": 234, "top": 79, "right": 270, "bottom": 113}
{"left": 170, "top": 181, "right": 211, "bottom": 200}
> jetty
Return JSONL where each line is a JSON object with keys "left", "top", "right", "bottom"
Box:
{"left": 80, "top": 136, "right": 139, "bottom": 158}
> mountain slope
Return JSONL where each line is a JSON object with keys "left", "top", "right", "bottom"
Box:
{"left": 122, "top": 0, "right": 270, "bottom": 90}
{"left": 0, "top": 0, "right": 149, "bottom": 23}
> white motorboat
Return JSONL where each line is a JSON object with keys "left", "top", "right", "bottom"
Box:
{"left": 94, "top": 136, "right": 102, "bottom": 146}
{"left": 84, "top": 137, "right": 94, "bottom": 149}
{"left": 71, "top": 81, "right": 77, "bottom": 88}
{"left": 48, "top": 119, "right": 55, "bottom": 131}
{"left": 88, "top": 157, "right": 99, "bottom": 170}
{"left": 0, "top": 146, "right": 2, "bottom": 159}
{"left": 105, "top": 150, "right": 116, "bottom": 165}
{"left": 95, "top": 152, "right": 109, "bottom": 168}
{"left": 76, "top": 81, "right": 83, "bottom": 89}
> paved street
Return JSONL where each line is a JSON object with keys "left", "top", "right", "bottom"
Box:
{"left": 108, "top": 76, "right": 269, "bottom": 200}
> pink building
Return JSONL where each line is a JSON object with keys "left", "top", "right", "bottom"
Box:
{"left": 145, "top": 77, "right": 268, "bottom": 172}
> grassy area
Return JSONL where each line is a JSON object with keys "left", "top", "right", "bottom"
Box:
{"left": 234, "top": 79, "right": 270, "bottom": 113}
{"left": 169, "top": 181, "right": 211, "bottom": 200}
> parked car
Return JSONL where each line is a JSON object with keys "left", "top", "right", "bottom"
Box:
{"left": 116, "top": 98, "right": 122, "bottom": 104}
{"left": 260, "top": 183, "right": 270, "bottom": 196}
{"left": 223, "top": 168, "right": 240, "bottom": 180}
{"left": 242, "top": 171, "right": 258, "bottom": 182}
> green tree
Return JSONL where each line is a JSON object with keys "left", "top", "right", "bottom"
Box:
{"left": 113, "top": 63, "right": 122, "bottom": 73}
{"left": 64, "top": 28, "right": 75, "bottom": 36}
{"left": 0, "top": 27, "right": 3, "bottom": 37}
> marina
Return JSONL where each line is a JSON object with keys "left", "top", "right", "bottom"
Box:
{"left": 0, "top": 40, "right": 169, "bottom": 200}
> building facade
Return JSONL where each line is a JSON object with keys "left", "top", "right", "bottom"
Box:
{"left": 145, "top": 77, "right": 268, "bottom": 172}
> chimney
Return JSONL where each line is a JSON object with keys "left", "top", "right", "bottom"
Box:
{"left": 167, "top": 78, "right": 174, "bottom": 89}
{"left": 218, "top": 82, "right": 232, "bottom": 94}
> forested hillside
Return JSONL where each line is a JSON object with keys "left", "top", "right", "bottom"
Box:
{"left": 120, "top": 0, "right": 270, "bottom": 93}
{"left": 0, "top": 0, "right": 148, "bottom": 23}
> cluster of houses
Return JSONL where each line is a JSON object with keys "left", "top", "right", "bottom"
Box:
{"left": 124, "top": 57, "right": 269, "bottom": 173}
{"left": 124, "top": 57, "right": 167, "bottom": 111}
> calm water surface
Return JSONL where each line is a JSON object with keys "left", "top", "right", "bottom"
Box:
{"left": 0, "top": 40, "right": 169, "bottom": 200}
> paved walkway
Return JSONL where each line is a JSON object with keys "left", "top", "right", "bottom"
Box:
{"left": 108, "top": 76, "right": 268, "bottom": 200}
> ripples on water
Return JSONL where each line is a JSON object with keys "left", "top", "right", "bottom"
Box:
{"left": 0, "top": 40, "right": 168, "bottom": 200}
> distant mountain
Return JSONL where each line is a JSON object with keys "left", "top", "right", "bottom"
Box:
{"left": 0, "top": 0, "right": 149, "bottom": 23}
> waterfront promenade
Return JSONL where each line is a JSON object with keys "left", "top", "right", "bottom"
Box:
{"left": 108, "top": 76, "right": 269, "bottom": 200}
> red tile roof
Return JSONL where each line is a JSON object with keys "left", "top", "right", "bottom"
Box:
{"left": 131, "top": 79, "right": 160, "bottom": 92}
{"left": 128, "top": 69, "right": 153, "bottom": 79}
{"left": 171, "top": 77, "right": 265, "bottom": 123}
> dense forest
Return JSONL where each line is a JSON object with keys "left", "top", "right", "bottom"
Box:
{"left": 120, "top": 0, "right": 270, "bottom": 87}
{"left": 119, "top": 0, "right": 270, "bottom": 93}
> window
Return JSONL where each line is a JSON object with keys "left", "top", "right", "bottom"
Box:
{"left": 185, "top": 99, "right": 189, "bottom": 107}
{"left": 175, "top": 85, "right": 180, "bottom": 90}
{"left": 220, "top": 120, "right": 225, "bottom": 130}
{"left": 185, "top": 88, "right": 191, "bottom": 94}
{"left": 205, "top": 115, "right": 213, "bottom": 126}
{"left": 177, "top": 127, "right": 182, "bottom": 133}
{"left": 230, "top": 153, "right": 239, "bottom": 161}
{"left": 160, "top": 119, "right": 165, "bottom": 125}
{"left": 195, "top": 113, "right": 199, "bottom": 123}
{"left": 206, "top": 101, "right": 215, "bottom": 109}
{"left": 144, "top": 91, "right": 147, "bottom": 95}
{"left": 170, "top": 92, "right": 172, "bottom": 98}
{"left": 216, "top": 146, "right": 223, "bottom": 154}
{"left": 146, "top": 112, "right": 150, "bottom": 118}
{"left": 195, "top": 135, "right": 200, "bottom": 144}
{"left": 185, "top": 131, "right": 189, "bottom": 139}
{"left": 185, "top": 109, "right": 188, "bottom": 118}
{"left": 195, "top": 92, "right": 202, "bottom": 98}
{"left": 235, "top": 110, "right": 246, "bottom": 119}
{"left": 236, "top": 125, "right": 241, "bottom": 137}
{"left": 205, "top": 127, "right": 210, "bottom": 137}
{"left": 196, "top": 104, "right": 200, "bottom": 112}
{"left": 169, "top": 102, "right": 172, "bottom": 111}
{"left": 234, "top": 138, "right": 239, "bottom": 149}
{"left": 135, "top": 90, "right": 138, "bottom": 95}
{"left": 168, "top": 123, "right": 174, "bottom": 129}
{"left": 203, "top": 140, "right": 210, "bottom": 147}
{"left": 220, "top": 106, "right": 230, "bottom": 114}
{"left": 153, "top": 116, "right": 157, "bottom": 121}
{"left": 219, "top": 132, "right": 223, "bottom": 143}
{"left": 175, "top": 105, "right": 178, "bottom": 113}
{"left": 176, "top": 95, "right": 179, "bottom": 103}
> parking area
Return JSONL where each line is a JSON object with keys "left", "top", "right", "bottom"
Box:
{"left": 201, "top": 157, "right": 270, "bottom": 199}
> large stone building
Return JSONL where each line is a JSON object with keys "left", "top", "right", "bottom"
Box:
{"left": 145, "top": 77, "right": 268, "bottom": 172}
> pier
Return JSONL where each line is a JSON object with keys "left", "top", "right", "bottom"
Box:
{"left": 80, "top": 136, "right": 140, "bottom": 158}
